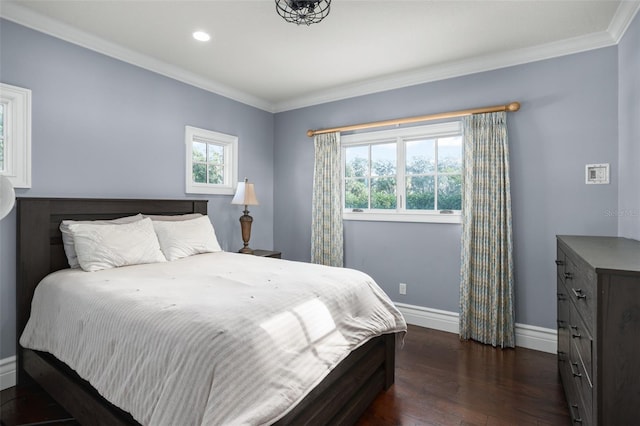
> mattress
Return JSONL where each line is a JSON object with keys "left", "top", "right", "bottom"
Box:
{"left": 20, "top": 252, "right": 406, "bottom": 425}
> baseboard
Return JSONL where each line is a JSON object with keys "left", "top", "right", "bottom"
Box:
{"left": 395, "top": 302, "right": 460, "bottom": 334}
{"left": 513, "top": 323, "right": 558, "bottom": 354}
{"left": 395, "top": 302, "right": 557, "bottom": 354}
{"left": 0, "top": 356, "right": 16, "bottom": 391}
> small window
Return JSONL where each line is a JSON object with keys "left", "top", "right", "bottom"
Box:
{"left": 342, "top": 121, "right": 462, "bottom": 223}
{"left": 0, "top": 83, "right": 32, "bottom": 188}
{"left": 185, "top": 126, "right": 238, "bottom": 195}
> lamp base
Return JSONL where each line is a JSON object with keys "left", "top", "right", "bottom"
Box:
{"left": 238, "top": 208, "right": 254, "bottom": 254}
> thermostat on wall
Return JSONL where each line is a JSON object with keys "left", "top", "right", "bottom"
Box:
{"left": 585, "top": 163, "right": 609, "bottom": 184}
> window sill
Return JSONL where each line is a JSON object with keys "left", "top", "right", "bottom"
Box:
{"left": 186, "top": 184, "right": 235, "bottom": 195}
{"left": 343, "top": 211, "right": 461, "bottom": 224}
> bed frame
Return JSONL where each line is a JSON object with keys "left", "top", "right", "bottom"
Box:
{"left": 16, "top": 197, "right": 397, "bottom": 425}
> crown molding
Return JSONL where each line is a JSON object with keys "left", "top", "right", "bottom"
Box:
{"left": 0, "top": 2, "right": 275, "bottom": 112}
{"left": 608, "top": 0, "right": 640, "bottom": 43}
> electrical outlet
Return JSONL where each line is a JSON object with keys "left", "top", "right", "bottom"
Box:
{"left": 399, "top": 283, "right": 407, "bottom": 295}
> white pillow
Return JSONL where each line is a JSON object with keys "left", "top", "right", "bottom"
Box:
{"left": 152, "top": 215, "right": 222, "bottom": 261}
{"left": 143, "top": 213, "right": 203, "bottom": 221}
{"left": 68, "top": 218, "right": 166, "bottom": 272}
{"left": 60, "top": 214, "right": 143, "bottom": 268}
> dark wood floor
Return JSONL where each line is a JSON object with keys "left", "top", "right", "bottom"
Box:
{"left": 357, "top": 325, "right": 569, "bottom": 425}
{"left": 1, "top": 325, "right": 569, "bottom": 426}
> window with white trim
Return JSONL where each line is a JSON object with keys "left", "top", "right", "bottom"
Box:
{"left": 185, "top": 126, "right": 238, "bottom": 195}
{"left": 0, "top": 83, "right": 32, "bottom": 188}
{"left": 342, "top": 121, "right": 462, "bottom": 223}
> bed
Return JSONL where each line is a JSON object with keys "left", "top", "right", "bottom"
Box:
{"left": 16, "top": 197, "right": 405, "bottom": 425}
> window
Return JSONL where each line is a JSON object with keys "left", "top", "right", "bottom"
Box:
{"left": 185, "top": 126, "right": 238, "bottom": 195}
{"left": 342, "top": 121, "right": 462, "bottom": 223}
{"left": 0, "top": 83, "right": 32, "bottom": 188}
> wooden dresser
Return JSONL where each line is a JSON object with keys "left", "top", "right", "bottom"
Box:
{"left": 556, "top": 236, "right": 640, "bottom": 425}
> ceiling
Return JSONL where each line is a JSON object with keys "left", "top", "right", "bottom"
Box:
{"left": 2, "top": 1, "right": 639, "bottom": 112}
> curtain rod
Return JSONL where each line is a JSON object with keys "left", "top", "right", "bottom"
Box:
{"left": 306, "top": 101, "right": 520, "bottom": 137}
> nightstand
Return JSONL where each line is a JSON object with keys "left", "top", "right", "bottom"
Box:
{"left": 246, "top": 249, "right": 281, "bottom": 259}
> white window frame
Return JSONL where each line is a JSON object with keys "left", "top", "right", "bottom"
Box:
{"left": 342, "top": 121, "right": 462, "bottom": 224}
{"left": 0, "top": 83, "right": 32, "bottom": 188}
{"left": 185, "top": 126, "right": 238, "bottom": 195}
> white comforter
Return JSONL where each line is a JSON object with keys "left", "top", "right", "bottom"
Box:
{"left": 20, "top": 252, "right": 406, "bottom": 425}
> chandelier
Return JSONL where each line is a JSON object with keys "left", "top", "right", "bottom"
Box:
{"left": 275, "top": 0, "right": 331, "bottom": 26}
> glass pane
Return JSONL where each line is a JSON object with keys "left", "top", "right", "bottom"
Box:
{"left": 192, "top": 163, "right": 206, "bottom": 183}
{"left": 345, "top": 178, "right": 369, "bottom": 209}
{"left": 207, "top": 143, "right": 224, "bottom": 163}
{"left": 437, "top": 174, "right": 462, "bottom": 210}
{"left": 406, "top": 139, "right": 435, "bottom": 174}
{"left": 371, "top": 177, "right": 396, "bottom": 209}
{"left": 371, "top": 143, "right": 396, "bottom": 177}
{"left": 406, "top": 175, "right": 435, "bottom": 210}
{"left": 192, "top": 141, "right": 206, "bottom": 162}
{"left": 207, "top": 165, "right": 224, "bottom": 184}
{"left": 437, "top": 136, "right": 463, "bottom": 173}
{"left": 345, "top": 146, "right": 368, "bottom": 177}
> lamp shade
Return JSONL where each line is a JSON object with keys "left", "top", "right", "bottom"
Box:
{"left": 231, "top": 179, "right": 259, "bottom": 206}
{"left": 0, "top": 175, "right": 16, "bottom": 220}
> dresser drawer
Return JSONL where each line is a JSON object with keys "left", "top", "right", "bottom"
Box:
{"left": 569, "top": 301, "right": 593, "bottom": 386}
{"left": 566, "top": 332, "right": 593, "bottom": 425}
{"left": 570, "top": 339, "right": 593, "bottom": 425}
{"left": 557, "top": 281, "right": 571, "bottom": 361}
{"left": 559, "top": 354, "right": 585, "bottom": 425}
{"left": 568, "top": 400, "right": 589, "bottom": 426}
{"left": 564, "top": 257, "right": 596, "bottom": 329}
{"left": 556, "top": 247, "right": 567, "bottom": 284}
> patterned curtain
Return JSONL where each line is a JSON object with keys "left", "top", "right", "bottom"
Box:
{"left": 459, "top": 112, "right": 515, "bottom": 348}
{"left": 311, "top": 132, "right": 344, "bottom": 267}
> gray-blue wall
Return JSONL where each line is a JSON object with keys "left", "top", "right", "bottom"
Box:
{"left": 0, "top": 19, "right": 275, "bottom": 358}
{"left": 618, "top": 12, "right": 640, "bottom": 240}
{"left": 274, "top": 47, "right": 620, "bottom": 329}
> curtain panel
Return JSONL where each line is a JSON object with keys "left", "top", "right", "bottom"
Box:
{"left": 459, "top": 111, "right": 515, "bottom": 348}
{"left": 311, "top": 132, "right": 344, "bottom": 267}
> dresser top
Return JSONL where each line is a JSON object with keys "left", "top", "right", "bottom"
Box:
{"left": 557, "top": 235, "right": 640, "bottom": 274}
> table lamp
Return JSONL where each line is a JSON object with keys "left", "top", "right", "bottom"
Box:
{"left": 231, "top": 177, "right": 259, "bottom": 254}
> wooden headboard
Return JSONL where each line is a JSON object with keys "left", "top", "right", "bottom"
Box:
{"left": 16, "top": 197, "right": 208, "bottom": 363}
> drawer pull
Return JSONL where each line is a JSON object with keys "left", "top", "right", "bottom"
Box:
{"left": 570, "top": 404, "right": 583, "bottom": 423}
{"left": 558, "top": 350, "right": 566, "bottom": 361}
{"left": 571, "top": 288, "right": 587, "bottom": 299}
{"left": 569, "top": 326, "right": 581, "bottom": 339}
{"left": 555, "top": 260, "right": 564, "bottom": 266}
{"left": 564, "top": 272, "right": 573, "bottom": 279}
{"left": 557, "top": 292, "right": 566, "bottom": 301}
{"left": 557, "top": 319, "right": 566, "bottom": 329}
{"left": 570, "top": 362, "right": 582, "bottom": 378}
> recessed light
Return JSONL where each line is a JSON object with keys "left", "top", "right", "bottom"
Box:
{"left": 192, "top": 31, "right": 211, "bottom": 42}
